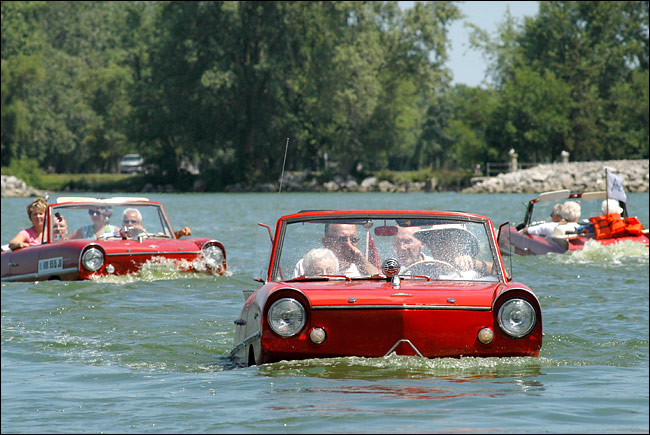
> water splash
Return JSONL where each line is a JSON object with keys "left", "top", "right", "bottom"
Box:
{"left": 92, "top": 256, "right": 231, "bottom": 284}
{"left": 554, "top": 239, "right": 648, "bottom": 266}
{"left": 256, "top": 355, "right": 552, "bottom": 380}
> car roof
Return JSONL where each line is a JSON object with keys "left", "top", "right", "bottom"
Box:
{"left": 55, "top": 196, "right": 152, "bottom": 205}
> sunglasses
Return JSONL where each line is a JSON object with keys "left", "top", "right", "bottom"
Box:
{"left": 88, "top": 210, "right": 102, "bottom": 216}
{"left": 123, "top": 219, "right": 140, "bottom": 224}
{"left": 328, "top": 235, "right": 358, "bottom": 244}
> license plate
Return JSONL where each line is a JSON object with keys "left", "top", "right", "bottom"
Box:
{"left": 38, "top": 257, "right": 64, "bottom": 273}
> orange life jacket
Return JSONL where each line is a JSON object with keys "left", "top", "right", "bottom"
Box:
{"left": 624, "top": 216, "right": 644, "bottom": 236}
{"left": 588, "top": 213, "right": 644, "bottom": 239}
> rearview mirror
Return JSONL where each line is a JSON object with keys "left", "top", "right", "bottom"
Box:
{"left": 374, "top": 225, "right": 398, "bottom": 236}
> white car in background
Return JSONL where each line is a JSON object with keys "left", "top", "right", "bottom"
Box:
{"left": 119, "top": 154, "right": 144, "bottom": 174}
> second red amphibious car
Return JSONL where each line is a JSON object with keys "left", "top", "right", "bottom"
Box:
{"left": 231, "top": 210, "right": 542, "bottom": 366}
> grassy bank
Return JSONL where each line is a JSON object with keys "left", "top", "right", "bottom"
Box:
{"left": 3, "top": 164, "right": 474, "bottom": 193}
{"left": 39, "top": 173, "right": 148, "bottom": 192}
{"left": 1, "top": 165, "right": 146, "bottom": 192}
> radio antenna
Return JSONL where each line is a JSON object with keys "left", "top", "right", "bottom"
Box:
{"left": 274, "top": 138, "right": 290, "bottom": 222}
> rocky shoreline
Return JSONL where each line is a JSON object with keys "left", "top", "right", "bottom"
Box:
{"left": 2, "top": 159, "right": 648, "bottom": 197}
{"left": 461, "top": 159, "right": 648, "bottom": 194}
{"left": 1, "top": 175, "right": 45, "bottom": 198}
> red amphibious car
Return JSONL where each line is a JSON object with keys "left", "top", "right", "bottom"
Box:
{"left": 231, "top": 210, "right": 542, "bottom": 366}
{"left": 1, "top": 196, "right": 226, "bottom": 281}
{"left": 498, "top": 190, "right": 648, "bottom": 256}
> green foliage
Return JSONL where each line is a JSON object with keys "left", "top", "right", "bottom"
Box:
{"left": 1, "top": 1, "right": 647, "bottom": 192}
{"left": 471, "top": 1, "right": 649, "bottom": 162}
{"left": 38, "top": 173, "right": 143, "bottom": 191}
{"left": 3, "top": 159, "right": 44, "bottom": 188}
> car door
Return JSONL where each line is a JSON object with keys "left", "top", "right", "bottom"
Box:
{"left": 1, "top": 246, "right": 40, "bottom": 281}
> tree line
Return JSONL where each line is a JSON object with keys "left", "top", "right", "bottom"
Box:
{"left": 2, "top": 1, "right": 648, "bottom": 190}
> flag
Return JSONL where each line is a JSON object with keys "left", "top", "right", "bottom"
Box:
{"left": 606, "top": 170, "right": 627, "bottom": 203}
{"left": 366, "top": 231, "right": 381, "bottom": 269}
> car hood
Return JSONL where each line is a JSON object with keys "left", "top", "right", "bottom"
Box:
{"left": 279, "top": 279, "right": 503, "bottom": 309}
{"left": 93, "top": 237, "right": 209, "bottom": 253}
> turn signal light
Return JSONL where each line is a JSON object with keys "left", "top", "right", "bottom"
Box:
{"left": 478, "top": 327, "right": 494, "bottom": 344}
{"left": 309, "top": 327, "right": 326, "bottom": 344}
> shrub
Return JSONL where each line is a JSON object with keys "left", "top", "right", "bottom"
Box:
{"left": 3, "top": 159, "right": 44, "bottom": 188}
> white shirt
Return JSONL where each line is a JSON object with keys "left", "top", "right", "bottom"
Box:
{"left": 526, "top": 222, "right": 559, "bottom": 237}
{"left": 551, "top": 222, "right": 580, "bottom": 237}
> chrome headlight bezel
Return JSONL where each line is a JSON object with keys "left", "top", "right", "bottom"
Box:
{"left": 81, "top": 247, "right": 104, "bottom": 272}
{"left": 201, "top": 243, "right": 224, "bottom": 269}
{"left": 497, "top": 298, "right": 537, "bottom": 338}
{"left": 267, "top": 298, "right": 306, "bottom": 337}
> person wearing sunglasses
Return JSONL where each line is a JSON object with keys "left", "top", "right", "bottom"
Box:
{"left": 120, "top": 208, "right": 146, "bottom": 237}
{"left": 69, "top": 206, "right": 120, "bottom": 240}
{"left": 294, "top": 223, "right": 379, "bottom": 278}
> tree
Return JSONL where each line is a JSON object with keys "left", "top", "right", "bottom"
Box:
{"left": 472, "top": 1, "right": 649, "bottom": 162}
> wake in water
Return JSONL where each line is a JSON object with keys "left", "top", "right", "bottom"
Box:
{"left": 92, "top": 256, "right": 233, "bottom": 284}
{"left": 254, "top": 355, "right": 550, "bottom": 380}
{"left": 550, "top": 239, "right": 648, "bottom": 266}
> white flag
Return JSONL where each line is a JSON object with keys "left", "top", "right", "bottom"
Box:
{"left": 607, "top": 171, "right": 627, "bottom": 203}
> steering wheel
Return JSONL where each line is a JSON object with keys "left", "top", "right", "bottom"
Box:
{"left": 402, "top": 259, "right": 462, "bottom": 276}
{"left": 120, "top": 226, "right": 148, "bottom": 240}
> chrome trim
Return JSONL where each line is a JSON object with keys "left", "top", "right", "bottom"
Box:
{"left": 105, "top": 251, "right": 201, "bottom": 257}
{"left": 384, "top": 339, "right": 424, "bottom": 357}
{"left": 312, "top": 304, "right": 490, "bottom": 311}
{"left": 230, "top": 331, "right": 261, "bottom": 356}
{"left": 1, "top": 267, "right": 79, "bottom": 282}
{"left": 492, "top": 287, "right": 542, "bottom": 311}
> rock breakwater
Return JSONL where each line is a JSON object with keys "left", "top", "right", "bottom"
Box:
{"left": 462, "top": 159, "right": 648, "bottom": 194}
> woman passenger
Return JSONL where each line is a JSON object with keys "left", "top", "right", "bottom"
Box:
{"left": 8, "top": 197, "right": 48, "bottom": 250}
{"left": 69, "top": 206, "right": 120, "bottom": 239}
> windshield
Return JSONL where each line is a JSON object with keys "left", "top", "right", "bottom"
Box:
{"left": 48, "top": 203, "right": 174, "bottom": 242}
{"left": 272, "top": 216, "right": 500, "bottom": 282}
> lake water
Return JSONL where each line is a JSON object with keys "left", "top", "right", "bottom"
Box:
{"left": 2, "top": 191, "right": 648, "bottom": 433}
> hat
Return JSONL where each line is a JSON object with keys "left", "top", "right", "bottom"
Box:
{"left": 413, "top": 224, "right": 479, "bottom": 257}
{"left": 601, "top": 199, "right": 623, "bottom": 215}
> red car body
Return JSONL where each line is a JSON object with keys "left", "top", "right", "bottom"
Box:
{"left": 498, "top": 190, "right": 649, "bottom": 256}
{"left": 1, "top": 197, "right": 226, "bottom": 282}
{"left": 231, "top": 210, "right": 542, "bottom": 366}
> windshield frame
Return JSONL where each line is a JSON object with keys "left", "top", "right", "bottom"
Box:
{"left": 45, "top": 200, "right": 175, "bottom": 243}
{"left": 269, "top": 211, "right": 504, "bottom": 283}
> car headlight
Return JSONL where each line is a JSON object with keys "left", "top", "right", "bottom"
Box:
{"left": 81, "top": 247, "right": 104, "bottom": 271}
{"left": 498, "top": 298, "right": 536, "bottom": 338}
{"left": 201, "top": 244, "right": 224, "bottom": 269}
{"left": 267, "top": 298, "right": 306, "bottom": 337}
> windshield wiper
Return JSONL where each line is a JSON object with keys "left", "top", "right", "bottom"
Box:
{"left": 398, "top": 274, "right": 431, "bottom": 281}
{"left": 288, "top": 275, "right": 352, "bottom": 282}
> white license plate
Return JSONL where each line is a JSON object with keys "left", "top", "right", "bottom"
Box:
{"left": 38, "top": 257, "right": 64, "bottom": 273}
